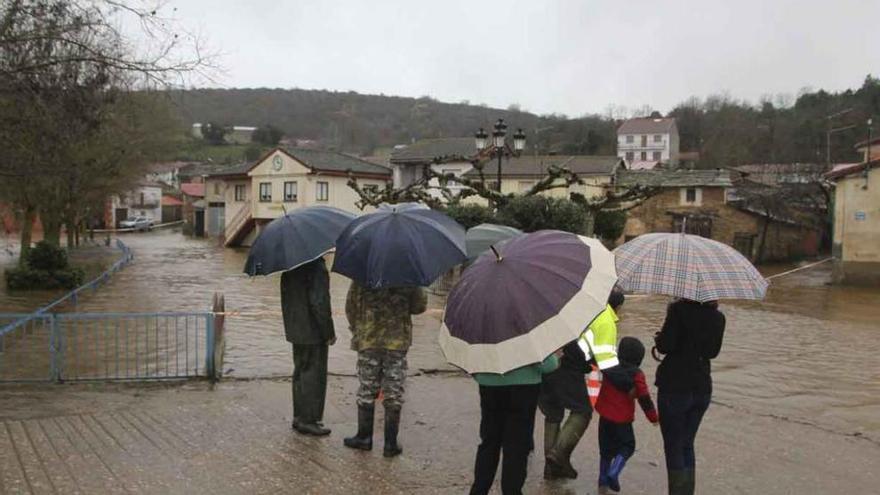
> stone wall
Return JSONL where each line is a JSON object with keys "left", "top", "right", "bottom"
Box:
{"left": 621, "top": 186, "right": 819, "bottom": 262}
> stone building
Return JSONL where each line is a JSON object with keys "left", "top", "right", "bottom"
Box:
{"left": 618, "top": 169, "right": 820, "bottom": 262}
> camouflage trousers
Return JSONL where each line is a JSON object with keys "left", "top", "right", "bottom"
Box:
{"left": 356, "top": 349, "right": 408, "bottom": 409}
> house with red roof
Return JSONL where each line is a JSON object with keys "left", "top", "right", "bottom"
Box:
{"left": 616, "top": 117, "right": 680, "bottom": 167}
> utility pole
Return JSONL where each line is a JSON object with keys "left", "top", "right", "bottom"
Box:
{"left": 825, "top": 108, "right": 853, "bottom": 169}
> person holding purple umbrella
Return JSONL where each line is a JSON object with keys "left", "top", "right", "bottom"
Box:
{"left": 469, "top": 351, "right": 561, "bottom": 495}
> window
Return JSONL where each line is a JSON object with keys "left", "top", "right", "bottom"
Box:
{"left": 316, "top": 181, "right": 329, "bottom": 201}
{"left": 139, "top": 193, "right": 144, "bottom": 205}
{"left": 641, "top": 135, "right": 648, "bottom": 146}
{"left": 653, "top": 151, "right": 662, "bottom": 161}
{"left": 625, "top": 151, "right": 634, "bottom": 162}
{"left": 685, "top": 188, "right": 697, "bottom": 202}
{"left": 653, "top": 134, "right": 663, "bottom": 143}
{"left": 259, "top": 182, "right": 272, "bottom": 202}
{"left": 640, "top": 151, "right": 647, "bottom": 161}
{"left": 626, "top": 135, "right": 634, "bottom": 144}
{"left": 234, "top": 184, "right": 246, "bottom": 202}
{"left": 283, "top": 181, "right": 298, "bottom": 202}
{"left": 214, "top": 182, "right": 221, "bottom": 195}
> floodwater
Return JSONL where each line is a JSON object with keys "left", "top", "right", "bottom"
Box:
{"left": 1, "top": 228, "right": 878, "bottom": 441}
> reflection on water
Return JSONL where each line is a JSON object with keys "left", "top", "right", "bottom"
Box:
{"left": 1, "top": 229, "right": 878, "bottom": 439}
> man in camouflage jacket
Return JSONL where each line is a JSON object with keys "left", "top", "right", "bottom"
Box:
{"left": 342, "top": 281, "right": 427, "bottom": 457}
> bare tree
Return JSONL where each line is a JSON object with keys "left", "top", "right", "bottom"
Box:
{"left": 0, "top": 1, "right": 212, "bottom": 258}
{"left": 347, "top": 158, "right": 657, "bottom": 235}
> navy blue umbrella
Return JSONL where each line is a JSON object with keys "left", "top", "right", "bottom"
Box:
{"left": 332, "top": 207, "right": 467, "bottom": 288}
{"left": 243, "top": 206, "right": 356, "bottom": 276}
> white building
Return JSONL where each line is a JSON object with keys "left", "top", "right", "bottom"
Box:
{"left": 389, "top": 138, "right": 477, "bottom": 198}
{"left": 203, "top": 147, "right": 391, "bottom": 247}
{"left": 617, "top": 117, "right": 680, "bottom": 168}
{"left": 110, "top": 182, "right": 163, "bottom": 227}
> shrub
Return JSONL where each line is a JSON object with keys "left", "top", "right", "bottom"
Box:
{"left": 4, "top": 241, "right": 84, "bottom": 290}
{"left": 27, "top": 241, "right": 68, "bottom": 272}
{"left": 444, "top": 203, "right": 496, "bottom": 229}
{"left": 496, "top": 196, "right": 589, "bottom": 234}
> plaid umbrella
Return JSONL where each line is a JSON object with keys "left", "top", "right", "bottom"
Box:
{"left": 614, "top": 233, "right": 768, "bottom": 302}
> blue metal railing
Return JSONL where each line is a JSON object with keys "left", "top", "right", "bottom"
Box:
{"left": 0, "top": 240, "right": 134, "bottom": 337}
{"left": 0, "top": 312, "right": 215, "bottom": 382}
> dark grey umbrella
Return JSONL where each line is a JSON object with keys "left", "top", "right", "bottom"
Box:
{"left": 332, "top": 208, "right": 467, "bottom": 288}
{"left": 243, "top": 206, "right": 356, "bottom": 276}
{"left": 465, "top": 223, "right": 523, "bottom": 261}
{"left": 439, "top": 230, "right": 618, "bottom": 374}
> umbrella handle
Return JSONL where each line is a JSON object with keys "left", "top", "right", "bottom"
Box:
{"left": 489, "top": 245, "right": 503, "bottom": 262}
{"left": 651, "top": 346, "right": 663, "bottom": 362}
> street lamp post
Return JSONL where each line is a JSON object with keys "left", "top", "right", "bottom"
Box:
{"left": 474, "top": 119, "right": 526, "bottom": 192}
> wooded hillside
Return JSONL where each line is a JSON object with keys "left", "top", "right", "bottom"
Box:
{"left": 170, "top": 77, "right": 880, "bottom": 166}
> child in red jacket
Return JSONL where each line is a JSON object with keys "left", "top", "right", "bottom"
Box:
{"left": 594, "top": 337, "right": 658, "bottom": 494}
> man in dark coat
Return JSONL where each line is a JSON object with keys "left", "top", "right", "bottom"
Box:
{"left": 281, "top": 258, "right": 336, "bottom": 436}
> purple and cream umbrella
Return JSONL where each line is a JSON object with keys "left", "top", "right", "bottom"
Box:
{"left": 439, "top": 230, "right": 618, "bottom": 375}
{"left": 613, "top": 232, "right": 768, "bottom": 302}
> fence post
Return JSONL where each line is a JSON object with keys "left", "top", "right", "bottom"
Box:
{"left": 208, "top": 293, "right": 226, "bottom": 382}
{"left": 49, "top": 315, "right": 62, "bottom": 383}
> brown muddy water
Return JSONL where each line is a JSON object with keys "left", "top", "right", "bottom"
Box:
{"left": 1, "top": 229, "right": 879, "bottom": 441}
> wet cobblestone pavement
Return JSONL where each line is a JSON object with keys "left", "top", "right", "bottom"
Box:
{"left": 0, "top": 375, "right": 878, "bottom": 494}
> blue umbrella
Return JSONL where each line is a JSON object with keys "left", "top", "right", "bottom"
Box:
{"left": 332, "top": 208, "right": 467, "bottom": 288}
{"left": 243, "top": 206, "right": 356, "bottom": 276}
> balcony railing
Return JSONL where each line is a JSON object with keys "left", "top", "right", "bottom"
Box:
{"left": 617, "top": 141, "right": 666, "bottom": 150}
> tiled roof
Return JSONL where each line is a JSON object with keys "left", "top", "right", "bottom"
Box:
{"left": 628, "top": 160, "right": 660, "bottom": 170}
{"left": 824, "top": 160, "right": 878, "bottom": 180}
{"left": 617, "top": 118, "right": 677, "bottom": 135}
{"left": 464, "top": 155, "right": 622, "bottom": 178}
{"left": 284, "top": 148, "right": 391, "bottom": 176}
{"left": 180, "top": 183, "right": 205, "bottom": 197}
{"left": 617, "top": 169, "right": 736, "bottom": 188}
{"left": 854, "top": 136, "right": 880, "bottom": 149}
{"left": 390, "top": 138, "right": 477, "bottom": 163}
{"left": 161, "top": 195, "right": 183, "bottom": 206}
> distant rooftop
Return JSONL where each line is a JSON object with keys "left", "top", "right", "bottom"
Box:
{"left": 464, "top": 155, "right": 622, "bottom": 178}
{"left": 617, "top": 169, "right": 737, "bottom": 188}
{"left": 617, "top": 118, "right": 677, "bottom": 135}
{"left": 390, "top": 138, "right": 476, "bottom": 164}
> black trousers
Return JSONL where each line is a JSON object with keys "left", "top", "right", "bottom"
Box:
{"left": 470, "top": 384, "right": 541, "bottom": 495}
{"left": 658, "top": 391, "right": 711, "bottom": 470}
{"left": 598, "top": 417, "right": 636, "bottom": 461}
{"left": 292, "top": 344, "right": 329, "bottom": 424}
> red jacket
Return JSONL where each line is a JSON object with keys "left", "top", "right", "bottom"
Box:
{"left": 595, "top": 369, "right": 659, "bottom": 424}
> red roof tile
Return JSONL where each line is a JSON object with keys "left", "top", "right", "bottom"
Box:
{"left": 180, "top": 183, "right": 205, "bottom": 197}
{"left": 161, "top": 195, "right": 183, "bottom": 206}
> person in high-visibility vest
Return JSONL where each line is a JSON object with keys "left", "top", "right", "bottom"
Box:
{"left": 542, "top": 290, "right": 625, "bottom": 479}
{"left": 579, "top": 291, "right": 625, "bottom": 370}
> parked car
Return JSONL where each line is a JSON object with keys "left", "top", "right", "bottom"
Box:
{"left": 119, "top": 216, "right": 153, "bottom": 231}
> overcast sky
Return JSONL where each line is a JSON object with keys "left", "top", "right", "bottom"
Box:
{"left": 164, "top": 0, "right": 879, "bottom": 116}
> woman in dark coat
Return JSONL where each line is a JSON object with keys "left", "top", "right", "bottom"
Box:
{"left": 654, "top": 299, "right": 725, "bottom": 495}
